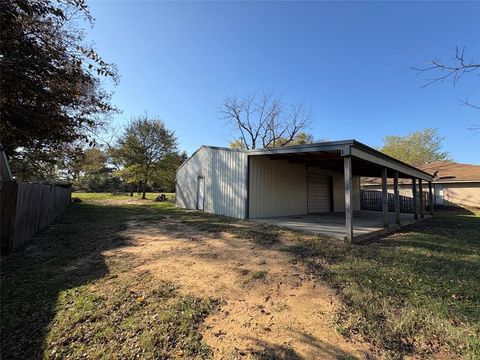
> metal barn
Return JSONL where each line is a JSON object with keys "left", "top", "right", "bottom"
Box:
{"left": 175, "top": 140, "right": 434, "bottom": 241}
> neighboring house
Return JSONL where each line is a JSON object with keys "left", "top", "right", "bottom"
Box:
{"left": 175, "top": 140, "right": 433, "bottom": 241}
{"left": 362, "top": 161, "right": 480, "bottom": 209}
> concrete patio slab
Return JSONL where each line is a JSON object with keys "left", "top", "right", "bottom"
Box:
{"left": 252, "top": 211, "right": 431, "bottom": 241}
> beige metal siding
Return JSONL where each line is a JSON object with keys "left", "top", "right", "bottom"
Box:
{"left": 249, "top": 156, "right": 307, "bottom": 218}
{"left": 307, "top": 172, "right": 330, "bottom": 213}
{"left": 206, "top": 148, "right": 248, "bottom": 218}
{"left": 332, "top": 173, "right": 361, "bottom": 212}
{"left": 308, "top": 167, "right": 360, "bottom": 212}
{"left": 176, "top": 147, "right": 248, "bottom": 218}
{"left": 176, "top": 147, "right": 207, "bottom": 211}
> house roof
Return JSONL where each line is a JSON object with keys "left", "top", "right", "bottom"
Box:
{"left": 362, "top": 161, "right": 480, "bottom": 185}
{"left": 420, "top": 161, "right": 480, "bottom": 183}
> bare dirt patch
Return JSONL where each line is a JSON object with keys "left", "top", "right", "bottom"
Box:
{"left": 108, "top": 210, "right": 371, "bottom": 359}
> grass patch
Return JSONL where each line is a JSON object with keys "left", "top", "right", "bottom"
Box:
{"left": 251, "top": 344, "right": 301, "bottom": 360}
{"left": 72, "top": 192, "right": 175, "bottom": 202}
{"left": 45, "top": 278, "right": 217, "bottom": 359}
{"left": 285, "top": 212, "right": 480, "bottom": 358}
{"left": 0, "top": 194, "right": 215, "bottom": 359}
{"left": 235, "top": 228, "right": 280, "bottom": 246}
{"left": 249, "top": 270, "right": 268, "bottom": 281}
{"left": 236, "top": 268, "right": 268, "bottom": 287}
{"left": 3, "top": 193, "right": 478, "bottom": 359}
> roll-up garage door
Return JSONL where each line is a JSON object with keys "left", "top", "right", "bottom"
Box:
{"left": 307, "top": 172, "right": 331, "bottom": 213}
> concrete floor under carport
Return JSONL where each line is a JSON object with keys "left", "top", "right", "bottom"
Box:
{"left": 252, "top": 210, "right": 431, "bottom": 241}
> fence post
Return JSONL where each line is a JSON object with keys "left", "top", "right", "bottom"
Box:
{"left": 393, "top": 171, "right": 400, "bottom": 225}
{"left": 1, "top": 181, "right": 18, "bottom": 254}
{"left": 344, "top": 156, "right": 353, "bottom": 242}
{"left": 412, "top": 178, "right": 418, "bottom": 220}
{"left": 428, "top": 182, "right": 434, "bottom": 215}
{"left": 419, "top": 179, "right": 424, "bottom": 218}
{"left": 381, "top": 168, "right": 389, "bottom": 227}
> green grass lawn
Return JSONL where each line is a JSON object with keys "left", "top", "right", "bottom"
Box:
{"left": 1, "top": 194, "right": 478, "bottom": 359}
{"left": 283, "top": 211, "right": 480, "bottom": 359}
{"left": 72, "top": 191, "right": 175, "bottom": 201}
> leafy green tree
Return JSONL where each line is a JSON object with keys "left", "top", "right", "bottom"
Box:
{"left": 112, "top": 117, "right": 178, "bottom": 199}
{"left": 0, "top": 0, "right": 118, "bottom": 180}
{"left": 73, "top": 148, "right": 122, "bottom": 192}
{"left": 150, "top": 151, "right": 188, "bottom": 192}
{"left": 380, "top": 128, "right": 451, "bottom": 166}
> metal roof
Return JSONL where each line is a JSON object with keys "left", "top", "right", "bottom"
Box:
{"left": 179, "top": 140, "right": 434, "bottom": 181}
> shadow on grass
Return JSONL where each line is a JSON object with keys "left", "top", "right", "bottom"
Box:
{"left": 0, "top": 202, "right": 166, "bottom": 359}
{"left": 279, "top": 212, "right": 480, "bottom": 358}
{"left": 247, "top": 330, "right": 361, "bottom": 359}
{"left": 3, "top": 199, "right": 478, "bottom": 359}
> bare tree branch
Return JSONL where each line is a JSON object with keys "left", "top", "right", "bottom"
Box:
{"left": 222, "top": 92, "right": 313, "bottom": 149}
{"left": 414, "top": 47, "right": 479, "bottom": 131}
{"left": 413, "top": 46, "right": 480, "bottom": 88}
{"left": 460, "top": 98, "right": 480, "bottom": 111}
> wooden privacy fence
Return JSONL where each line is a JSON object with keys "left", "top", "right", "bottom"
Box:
{"left": 1, "top": 181, "right": 71, "bottom": 253}
{"left": 360, "top": 189, "right": 429, "bottom": 213}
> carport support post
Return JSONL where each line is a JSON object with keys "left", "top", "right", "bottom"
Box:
{"left": 394, "top": 171, "right": 400, "bottom": 225}
{"left": 428, "top": 181, "right": 434, "bottom": 215}
{"left": 412, "top": 178, "right": 418, "bottom": 220}
{"left": 419, "top": 179, "right": 424, "bottom": 218}
{"left": 381, "top": 167, "right": 389, "bottom": 227}
{"left": 344, "top": 155, "right": 353, "bottom": 242}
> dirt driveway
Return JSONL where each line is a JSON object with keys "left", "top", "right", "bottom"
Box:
{"left": 106, "top": 207, "right": 370, "bottom": 359}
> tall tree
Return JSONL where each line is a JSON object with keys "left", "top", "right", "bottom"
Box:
{"left": 380, "top": 128, "right": 451, "bottom": 166}
{"left": 221, "top": 92, "right": 312, "bottom": 149}
{"left": 66, "top": 147, "right": 121, "bottom": 192}
{"left": 150, "top": 151, "right": 188, "bottom": 192}
{"left": 0, "top": 0, "right": 118, "bottom": 179}
{"left": 112, "top": 117, "right": 178, "bottom": 199}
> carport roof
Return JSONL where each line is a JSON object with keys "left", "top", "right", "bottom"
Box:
{"left": 203, "top": 139, "right": 434, "bottom": 181}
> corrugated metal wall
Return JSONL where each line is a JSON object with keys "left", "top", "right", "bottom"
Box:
{"left": 176, "top": 147, "right": 207, "bottom": 211}
{"left": 308, "top": 167, "right": 360, "bottom": 211}
{"left": 206, "top": 147, "right": 248, "bottom": 218}
{"left": 249, "top": 156, "right": 307, "bottom": 218}
{"left": 176, "top": 148, "right": 363, "bottom": 220}
{"left": 332, "top": 173, "right": 361, "bottom": 211}
{"left": 175, "top": 147, "right": 248, "bottom": 218}
{"left": 307, "top": 172, "right": 331, "bottom": 213}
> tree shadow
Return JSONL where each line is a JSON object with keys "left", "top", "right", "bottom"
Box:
{"left": 275, "top": 212, "right": 480, "bottom": 356}
{"left": 246, "top": 330, "right": 361, "bottom": 359}
{"left": 0, "top": 202, "right": 154, "bottom": 359}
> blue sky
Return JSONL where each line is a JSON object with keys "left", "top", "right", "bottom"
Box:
{"left": 87, "top": 1, "right": 479, "bottom": 163}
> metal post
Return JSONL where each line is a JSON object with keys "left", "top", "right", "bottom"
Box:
{"left": 412, "top": 178, "right": 418, "bottom": 220}
{"left": 381, "top": 167, "right": 389, "bottom": 227}
{"left": 394, "top": 171, "right": 400, "bottom": 225}
{"left": 344, "top": 156, "right": 353, "bottom": 242}
{"left": 428, "top": 181, "right": 434, "bottom": 215}
{"left": 419, "top": 179, "right": 424, "bottom": 218}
